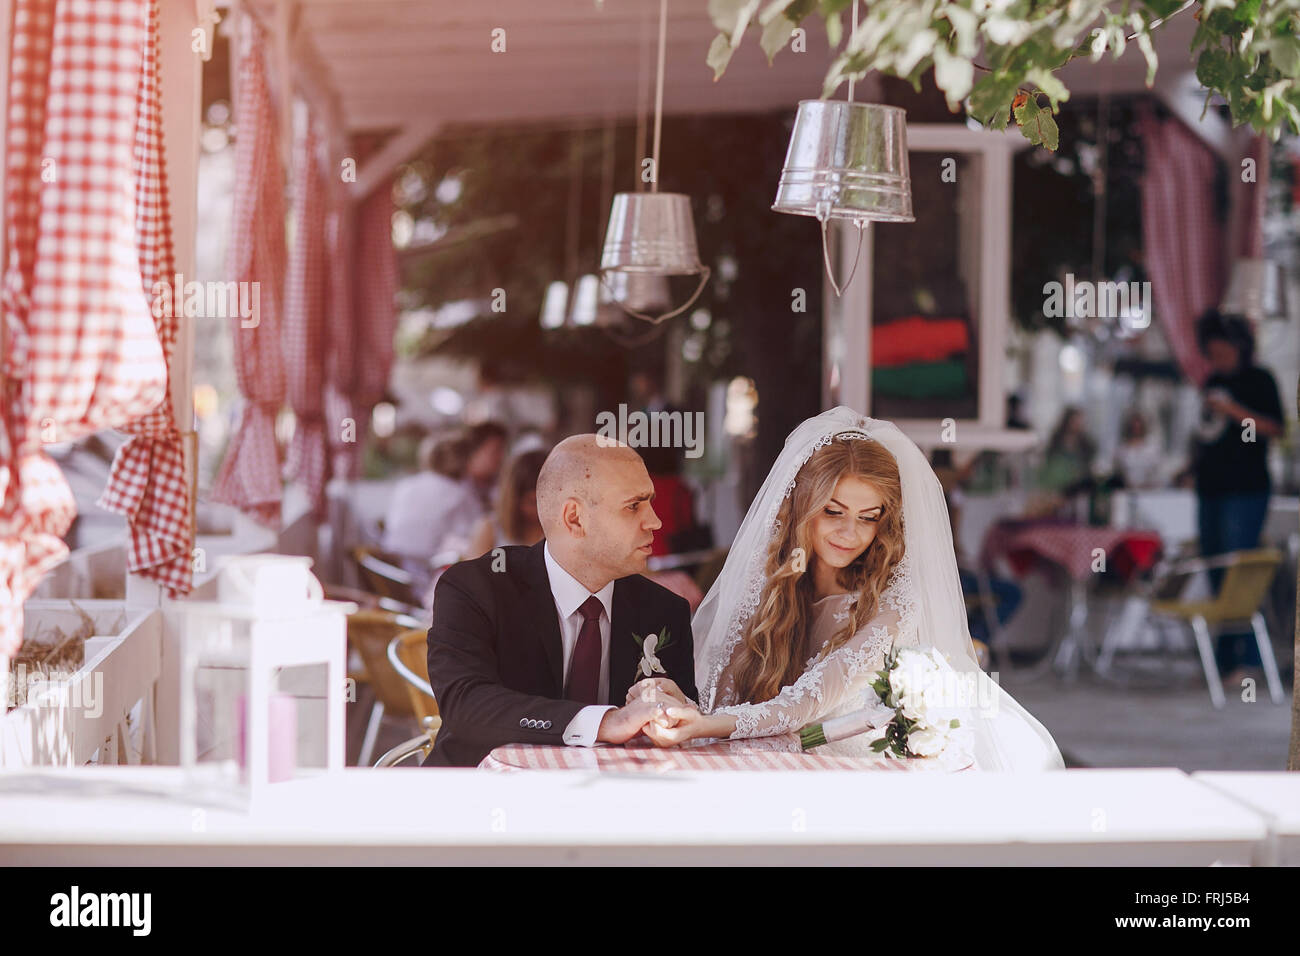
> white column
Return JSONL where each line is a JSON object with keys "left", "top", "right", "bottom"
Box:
{"left": 149, "top": 0, "right": 203, "bottom": 761}
{"left": 823, "top": 219, "right": 872, "bottom": 414}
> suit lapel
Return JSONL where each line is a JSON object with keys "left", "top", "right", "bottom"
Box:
{"left": 522, "top": 540, "right": 565, "bottom": 692}
{"left": 608, "top": 578, "right": 637, "bottom": 704}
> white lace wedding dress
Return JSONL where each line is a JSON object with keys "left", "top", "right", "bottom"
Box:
{"left": 707, "top": 567, "right": 920, "bottom": 759}
{"left": 692, "top": 407, "right": 1066, "bottom": 771}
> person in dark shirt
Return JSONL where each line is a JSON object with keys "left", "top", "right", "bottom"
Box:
{"left": 1191, "top": 309, "right": 1286, "bottom": 683}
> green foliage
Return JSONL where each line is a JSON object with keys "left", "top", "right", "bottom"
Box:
{"left": 708, "top": 1, "right": 1300, "bottom": 149}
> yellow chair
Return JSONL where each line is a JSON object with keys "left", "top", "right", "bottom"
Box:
{"left": 346, "top": 609, "right": 427, "bottom": 765}
{"left": 1103, "top": 548, "right": 1286, "bottom": 708}
{"left": 387, "top": 628, "right": 439, "bottom": 725}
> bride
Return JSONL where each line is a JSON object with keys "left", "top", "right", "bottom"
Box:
{"left": 634, "top": 406, "right": 1065, "bottom": 771}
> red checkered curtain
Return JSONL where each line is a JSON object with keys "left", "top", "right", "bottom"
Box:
{"left": 209, "top": 24, "right": 288, "bottom": 529}
{"left": 1, "top": 0, "right": 172, "bottom": 655}
{"left": 350, "top": 180, "right": 399, "bottom": 457}
{"left": 282, "top": 118, "right": 329, "bottom": 520}
{"left": 1230, "top": 134, "right": 1269, "bottom": 260}
{"left": 96, "top": 0, "right": 194, "bottom": 597}
{"left": 1137, "top": 102, "right": 1220, "bottom": 386}
{"left": 323, "top": 196, "right": 359, "bottom": 481}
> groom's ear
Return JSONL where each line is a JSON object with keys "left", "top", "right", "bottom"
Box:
{"left": 560, "top": 497, "right": 585, "bottom": 538}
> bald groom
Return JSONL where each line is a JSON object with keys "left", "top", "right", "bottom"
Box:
{"left": 423, "top": 435, "right": 699, "bottom": 767}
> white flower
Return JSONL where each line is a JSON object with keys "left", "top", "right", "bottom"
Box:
{"left": 890, "top": 648, "right": 940, "bottom": 719}
{"left": 638, "top": 640, "right": 665, "bottom": 678}
{"left": 908, "top": 724, "right": 950, "bottom": 757}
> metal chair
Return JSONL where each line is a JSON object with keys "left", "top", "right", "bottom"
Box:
{"left": 1097, "top": 547, "right": 1286, "bottom": 708}
{"left": 345, "top": 609, "right": 427, "bottom": 765}
{"left": 374, "top": 716, "right": 442, "bottom": 768}
{"left": 387, "top": 629, "right": 438, "bottom": 725}
{"left": 351, "top": 546, "right": 422, "bottom": 609}
{"left": 326, "top": 582, "right": 426, "bottom": 621}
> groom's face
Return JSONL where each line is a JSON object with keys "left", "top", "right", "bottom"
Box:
{"left": 580, "top": 456, "right": 662, "bottom": 578}
{"left": 810, "top": 475, "right": 885, "bottom": 570}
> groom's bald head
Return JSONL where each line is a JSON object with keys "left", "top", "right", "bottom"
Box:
{"left": 536, "top": 434, "right": 661, "bottom": 588}
{"left": 536, "top": 434, "right": 641, "bottom": 535}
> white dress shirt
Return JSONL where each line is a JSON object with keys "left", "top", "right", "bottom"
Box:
{"left": 543, "top": 541, "right": 616, "bottom": 746}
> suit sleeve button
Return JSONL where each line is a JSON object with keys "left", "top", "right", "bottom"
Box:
{"left": 543, "top": 720, "right": 552, "bottom": 729}
{"left": 519, "top": 718, "right": 527, "bottom": 728}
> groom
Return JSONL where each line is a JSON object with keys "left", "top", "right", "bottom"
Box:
{"left": 423, "top": 434, "right": 699, "bottom": 767}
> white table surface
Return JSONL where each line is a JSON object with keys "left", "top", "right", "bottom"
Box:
{"left": 1191, "top": 772, "right": 1300, "bottom": 866}
{"left": 0, "top": 766, "right": 1270, "bottom": 866}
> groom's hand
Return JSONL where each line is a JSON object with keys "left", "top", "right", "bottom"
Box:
{"left": 626, "top": 677, "right": 688, "bottom": 708}
{"left": 596, "top": 699, "right": 671, "bottom": 744}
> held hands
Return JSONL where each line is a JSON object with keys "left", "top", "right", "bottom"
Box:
{"left": 625, "top": 677, "right": 688, "bottom": 708}
{"left": 596, "top": 698, "right": 671, "bottom": 744}
{"left": 624, "top": 677, "right": 712, "bottom": 746}
{"left": 597, "top": 679, "right": 733, "bottom": 747}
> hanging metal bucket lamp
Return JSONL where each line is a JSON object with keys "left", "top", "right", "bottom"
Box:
{"left": 599, "top": 0, "right": 710, "bottom": 324}
{"left": 771, "top": 3, "right": 914, "bottom": 296}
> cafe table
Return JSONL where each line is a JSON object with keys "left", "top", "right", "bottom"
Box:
{"left": 478, "top": 734, "right": 972, "bottom": 773}
{"left": 981, "top": 519, "right": 1163, "bottom": 681}
{"left": 0, "top": 764, "right": 1269, "bottom": 865}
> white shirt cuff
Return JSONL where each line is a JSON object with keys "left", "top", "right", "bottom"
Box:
{"left": 563, "top": 705, "right": 615, "bottom": 746}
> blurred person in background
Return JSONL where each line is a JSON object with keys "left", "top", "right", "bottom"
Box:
{"left": 931, "top": 448, "right": 1022, "bottom": 654}
{"left": 1114, "top": 409, "right": 1167, "bottom": 490}
{"left": 1190, "top": 308, "right": 1285, "bottom": 686}
{"left": 1005, "top": 389, "right": 1032, "bottom": 430}
{"left": 463, "top": 448, "right": 548, "bottom": 559}
{"left": 628, "top": 369, "right": 708, "bottom": 556}
{"left": 1038, "top": 406, "right": 1098, "bottom": 495}
{"left": 381, "top": 431, "right": 480, "bottom": 601}
{"left": 461, "top": 420, "right": 508, "bottom": 512}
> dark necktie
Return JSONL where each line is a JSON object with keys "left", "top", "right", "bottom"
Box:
{"left": 567, "top": 595, "right": 603, "bottom": 704}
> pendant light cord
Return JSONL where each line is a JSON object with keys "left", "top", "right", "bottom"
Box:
{"left": 847, "top": 0, "right": 858, "bottom": 103}
{"left": 651, "top": 0, "right": 666, "bottom": 193}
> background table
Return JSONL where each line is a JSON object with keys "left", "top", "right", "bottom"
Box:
{"left": 479, "top": 736, "right": 967, "bottom": 772}
{"left": 981, "top": 520, "right": 1163, "bottom": 680}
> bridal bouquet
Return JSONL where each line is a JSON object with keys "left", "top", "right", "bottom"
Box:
{"left": 800, "top": 646, "right": 975, "bottom": 769}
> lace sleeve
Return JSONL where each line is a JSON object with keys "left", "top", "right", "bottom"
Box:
{"left": 712, "top": 601, "right": 915, "bottom": 739}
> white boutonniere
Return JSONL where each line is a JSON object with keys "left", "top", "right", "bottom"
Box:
{"left": 632, "top": 626, "right": 671, "bottom": 679}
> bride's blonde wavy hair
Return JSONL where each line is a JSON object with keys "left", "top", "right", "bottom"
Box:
{"left": 730, "top": 436, "right": 905, "bottom": 705}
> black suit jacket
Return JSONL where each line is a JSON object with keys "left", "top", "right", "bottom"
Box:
{"left": 423, "top": 539, "right": 698, "bottom": 767}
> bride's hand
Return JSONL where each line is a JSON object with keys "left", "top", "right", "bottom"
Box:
{"left": 626, "top": 677, "right": 687, "bottom": 708}
{"left": 643, "top": 705, "right": 735, "bottom": 747}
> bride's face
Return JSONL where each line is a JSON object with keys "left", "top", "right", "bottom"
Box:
{"left": 809, "top": 475, "right": 885, "bottom": 570}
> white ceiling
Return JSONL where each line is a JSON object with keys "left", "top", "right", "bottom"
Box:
{"left": 286, "top": 0, "right": 838, "bottom": 132}
{"left": 235, "top": 0, "right": 1223, "bottom": 179}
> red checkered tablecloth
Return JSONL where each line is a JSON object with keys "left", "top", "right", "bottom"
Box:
{"left": 479, "top": 736, "right": 968, "bottom": 773}
{"left": 982, "top": 520, "right": 1162, "bottom": 583}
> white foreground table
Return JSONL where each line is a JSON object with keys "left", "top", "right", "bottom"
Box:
{"left": 0, "top": 766, "right": 1271, "bottom": 865}
{"left": 1191, "top": 772, "right": 1300, "bottom": 866}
